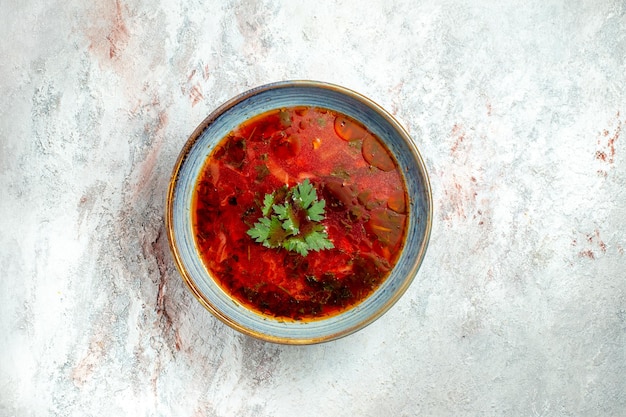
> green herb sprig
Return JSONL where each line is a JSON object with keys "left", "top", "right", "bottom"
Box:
{"left": 247, "top": 179, "right": 334, "bottom": 256}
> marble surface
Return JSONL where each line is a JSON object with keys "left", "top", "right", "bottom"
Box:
{"left": 1, "top": 0, "right": 625, "bottom": 415}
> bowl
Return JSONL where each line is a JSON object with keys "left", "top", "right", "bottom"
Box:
{"left": 166, "top": 80, "right": 432, "bottom": 344}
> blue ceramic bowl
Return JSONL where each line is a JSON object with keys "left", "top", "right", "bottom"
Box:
{"left": 166, "top": 81, "right": 432, "bottom": 344}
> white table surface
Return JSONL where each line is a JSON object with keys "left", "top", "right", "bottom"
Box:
{"left": 1, "top": 0, "right": 625, "bottom": 415}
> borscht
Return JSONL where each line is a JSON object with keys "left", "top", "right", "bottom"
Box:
{"left": 192, "top": 106, "right": 409, "bottom": 321}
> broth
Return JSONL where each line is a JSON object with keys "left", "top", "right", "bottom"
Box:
{"left": 192, "top": 106, "right": 409, "bottom": 320}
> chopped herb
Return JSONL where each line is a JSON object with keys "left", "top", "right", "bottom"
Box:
{"left": 247, "top": 179, "right": 334, "bottom": 256}
{"left": 330, "top": 167, "right": 351, "bottom": 180}
{"left": 255, "top": 164, "right": 270, "bottom": 181}
{"left": 279, "top": 109, "right": 292, "bottom": 127}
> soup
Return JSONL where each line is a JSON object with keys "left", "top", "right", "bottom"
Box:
{"left": 192, "top": 106, "right": 409, "bottom": 320}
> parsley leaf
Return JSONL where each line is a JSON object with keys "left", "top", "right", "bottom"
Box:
{"left": 283, "top": 237, "right": 310, "bottom": 256}
{"left": 307, "top": 199, "right": 326, "bottom": 222}
{"left": 274, "top": 203, "right": 299, "bottom": 234}
{"left": 246, "top": 179, "right": 334, "bottom": 256}
{"left": 292, "top": 178, "right": 316, "bottom": 210}
{"left": 262, "top": 193, "right": 274, "bottom": 217}
{"left": 247, "top": 217, "right": 271, "bottom": 246}
{"left": 305, "top": 228, "right": 335, "bottom": 252}
{"left": 247, "top": 216, "right": 286, "bottom": 248}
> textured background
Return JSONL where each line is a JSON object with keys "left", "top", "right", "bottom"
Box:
{"left": 1, "top": 0, "right": 625, "bottom": 416}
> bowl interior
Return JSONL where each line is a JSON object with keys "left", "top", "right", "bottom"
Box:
{"left": 167, "top": 81, "right": 432, "bottom": 344}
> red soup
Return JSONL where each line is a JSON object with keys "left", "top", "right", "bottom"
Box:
{"left": 193, "top": 106, "right": 408, "bottom": 321}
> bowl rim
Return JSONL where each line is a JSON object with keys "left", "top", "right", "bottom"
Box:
{"left": 165, "top": 80, "right": 433, "bottom": 344}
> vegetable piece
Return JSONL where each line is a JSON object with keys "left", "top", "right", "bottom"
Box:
{"left": 365, "top": 208, "right": 406, "bottom": 249}
{"left": 387, "top": 189, "right": 407, "bottom": 214}
{"left": 254, "top": 164, "right": 270, "bottom": 181}
{"left": 221, "top": 137, "right": 247, "bottom": 169}
{"left": 334, "top": 116, "right": 369, "bottom": 141}
{"left": 246, "top": 179, "right": 334, "bottom": 256}
{"left": 265, "top": 157, "right": 290, "bottom": 184}
{"left": 271, "top": 134, "right": 301, "bottom": 159}
{"left": 362, "top": 135, "right": 395, "bottom": 171}
{"left": 312, "top": 137, "right": 322, "bottom": 150}
{"left": 323, "top": 180, "right": 357, "bottom": 209}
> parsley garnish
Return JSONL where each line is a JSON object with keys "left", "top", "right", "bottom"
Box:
{"left": 247, "top": 179, "right": 334, "bottom": 256}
